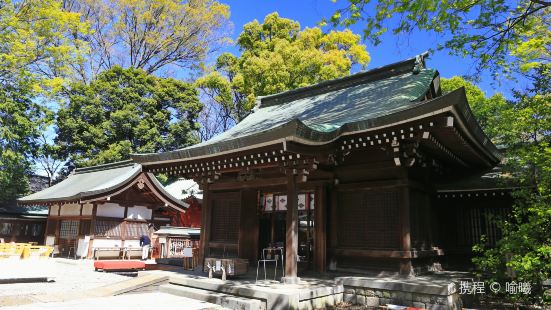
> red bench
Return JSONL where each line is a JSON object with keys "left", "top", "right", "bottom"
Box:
{"left": 94, "top": 260, "right": 146, "bottom": 271}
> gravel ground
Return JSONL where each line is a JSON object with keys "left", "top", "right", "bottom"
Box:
{"left": 0, "top": 258, "right": 129, "bottom": 297}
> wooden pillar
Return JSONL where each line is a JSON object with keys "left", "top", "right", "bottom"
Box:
{"left": 314, "top": 185, "right": 327, "bottom": 272}
{"left": 43, "top": 206, "right": 51, "bottom": 245}
{"left": 270, "top": 212, "right": 275, "bottom": 244}
{"left": 54, "top": 208, "right": 61, "bottom": 245}
{"left": 87, "top": 203, "right": 97, "bottom": 259}
{"left": 283, "top": 173, "right": 299, "bottom": 283}
{"left": 425, "top": 193, "right": 434, "bottom": 249}
{"left": 328, "top": 186, "right": 338, "bottom": 270}
{"left": 399, "top": 175, "right": 413, "bottom": 275}
{"left": 198, "top": 183, "right": 210, "bottom": 267}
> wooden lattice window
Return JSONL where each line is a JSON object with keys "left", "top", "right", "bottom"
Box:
{"left": 337, "top": 189, "right": 400, "bottom": 249}
{"left": 125, "top": 222, "right": 148, "bottom": 238}
{"left": 210, "top": 192, "right": 241, "bottom": 243}
{"left": 94, "top": 220, "right": 121, "bottom": 237}
{"left": 457, "top": 206, "right": 508, "bottom": 247}
{"left": 59, "top": 220, "right": 79, "bottom": 238}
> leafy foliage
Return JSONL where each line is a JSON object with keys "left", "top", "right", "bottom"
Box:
{"left": 441, "top": 77, "right": 508, "bottom": 142}
{"left": 0, "top": 86, "right": 49, "bottom": 202}
{"left": 0, "top": 0, "right": 88, "bottom": 201}
{"left": 441, "top": 69, "right": 550, "bottom": 303}
{"left": 0, "top": 0, "right": 89, "bottom": 92}
{"left": 56, "top": 66, "right": 202, "bottom": 166}
{"left": 325, "top": 0, "right": 550, "bottom": 78}
{"left": 63, "top": 0, "right": 230, "bottom": 82}
{"left": 468, "top": 65, "right": 550, "bottom": 304}
{"left": 35, "top": 132, "right": 65, "bottom": 187}
{"left": 195, "top": 12, "right": 370, "bottom": 140}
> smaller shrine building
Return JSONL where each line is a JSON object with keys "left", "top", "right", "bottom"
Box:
{"left": 18, "top": 160, "right": 187, "bottom": 258}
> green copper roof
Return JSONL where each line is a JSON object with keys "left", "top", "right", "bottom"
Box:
{"left": 133, "top": 54, "right": 442, "bottom": 163}
{"left": 214, "top": 68, "right": 436, "bottom": 137}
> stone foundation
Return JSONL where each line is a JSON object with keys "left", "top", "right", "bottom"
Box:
{"left": 337, "top": 277, "right": 462, "bottom": 310}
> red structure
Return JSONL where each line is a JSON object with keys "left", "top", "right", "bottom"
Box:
{"left": 181, "top": 197, "right": 202, "bottom": 228}
{"left": 161, "top": 196, "right": 202, "bottom": 228}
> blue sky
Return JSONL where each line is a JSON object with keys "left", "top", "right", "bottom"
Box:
{"left": 218, "top": 0, "right": 525, "bottom": 99}
{"left": 36, "top": 0, "right": 526, "bottom": 176}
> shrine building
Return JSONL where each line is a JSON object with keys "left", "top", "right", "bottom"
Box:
{"left": 18, "top": 160, "right": 187, "bottom": 259}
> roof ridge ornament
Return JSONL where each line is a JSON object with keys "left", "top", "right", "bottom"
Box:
{"left": 413, "top": 51, "right": 429, "bottom": 74}
{"left": 253, "top": 97, "right": 263, "bottom": 111}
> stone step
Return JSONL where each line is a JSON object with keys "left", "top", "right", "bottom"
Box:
{"left": 159, "top": 283, "right": 265, "bottom": 310}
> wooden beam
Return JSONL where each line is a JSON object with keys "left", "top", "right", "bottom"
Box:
{"left": 333, "top": 248, "right": 440, "bottom": 259}
{"left": 335, "top": 179, "right": 407, "bottom": 191}
{"left": 208, "top": 177, "right": 288, "bottom": 191}
{"left": 284, "top": 173, "right": 299, "bottom": 282}
{"left": 109, "top": 200, "right": 158, "bottom": 208}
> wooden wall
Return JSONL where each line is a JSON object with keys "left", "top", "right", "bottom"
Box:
{"left": 239, "top": 189, "right": 259, "bottom": 262}
{"left": 433, "top": 194, "right": 512, "bottom": 268}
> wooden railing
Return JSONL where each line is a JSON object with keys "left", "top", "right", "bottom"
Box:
{"left": 0, "top": 243, "right": 53, "bottom": 259}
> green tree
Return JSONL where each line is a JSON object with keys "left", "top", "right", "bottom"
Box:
{"left": 63, "top": 0, "right": 230, "bottom": 82}
{"left": 35, "top": 132, "right": 65, "bottom": 187}
{"left": 0, "top": 0, "right": 89, "bottom": 92}
{"left": 56, "top": 66, "right": 202, "bottom": 166}
{"left": 325, "top": 0, "right": 550, "bottom": 77}
{"left": 0, "top": 0, "right": 88, "bottom": 202}
{"left": 195, "top": 12, "right": 370, "bottom": 140}
{"left": 0, "top": 87, "right": 49, "bottom": 202}
{"left": 470, "top": 65, "right": 550, "bottom": 304}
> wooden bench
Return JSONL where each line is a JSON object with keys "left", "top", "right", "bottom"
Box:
{"left": 93, "top": 247, "right": 122, "bottom": 260}
{"left": 123, "top": 247, "right": 143, "bottom": 259}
